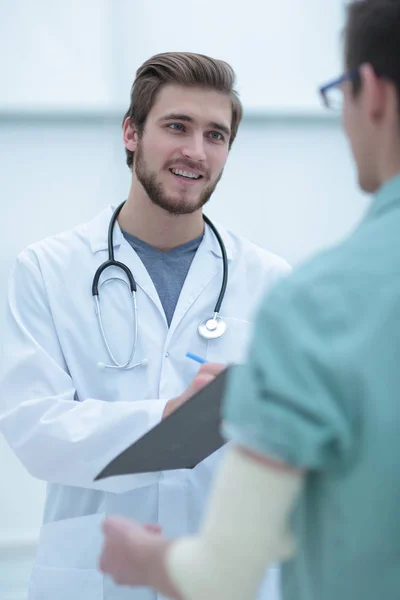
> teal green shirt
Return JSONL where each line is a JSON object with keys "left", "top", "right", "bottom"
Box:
{"left": 222, "top": 174, "right": 400, "bottom": 600}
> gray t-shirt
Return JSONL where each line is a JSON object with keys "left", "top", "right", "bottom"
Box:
{"left": 122, "top": 230, "right": 203, "bottom": 326}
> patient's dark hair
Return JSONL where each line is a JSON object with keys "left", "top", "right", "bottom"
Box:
{"left": 344, "top": 0, "right": 400, "bottom": 111}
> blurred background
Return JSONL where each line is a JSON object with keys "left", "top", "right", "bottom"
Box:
{"left": 0, "top": 1, "right": 367, "bottom": 598}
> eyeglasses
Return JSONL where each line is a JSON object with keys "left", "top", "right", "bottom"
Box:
{"left": 319, "top": 69, "right": 359, "bottom": 111}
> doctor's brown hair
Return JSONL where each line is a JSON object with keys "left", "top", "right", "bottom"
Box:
{"left": 344, "top": 0, "right": 400, "bottom": 110}
{"left": 122, "top": 52, "right": 243, "bottom": 169}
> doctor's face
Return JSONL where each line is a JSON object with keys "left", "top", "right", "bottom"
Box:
{"left": 128, "top": 84, "right": 231, "bottom": 215}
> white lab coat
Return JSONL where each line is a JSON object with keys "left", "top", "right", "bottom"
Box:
{"left": 0, "top": 206, "right": 290, "bottom": 600}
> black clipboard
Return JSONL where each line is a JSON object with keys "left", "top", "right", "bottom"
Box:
{"left": 94, "top": 366, "right": 231, "bottom": 480}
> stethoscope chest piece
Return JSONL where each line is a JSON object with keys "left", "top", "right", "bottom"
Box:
{"left": 198, "top": 315, "right": 227, "bottom": 339}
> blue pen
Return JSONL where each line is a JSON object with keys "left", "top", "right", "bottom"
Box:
{"left": 186, "top": 352, "right": 207, "bottom": 364}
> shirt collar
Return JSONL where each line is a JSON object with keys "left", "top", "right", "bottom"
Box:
{"left": 367, "top": 173, "right": 400, "bottom": 220}
{"left": 87, "top": 206, "right": 124, "bottom": 253}
{"left": 203, "top": 217, "right": 233, "bottom": 260}
{"left": 87, "top": 205, "right": 233, "bottom": 260}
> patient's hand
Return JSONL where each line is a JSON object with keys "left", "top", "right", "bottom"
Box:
{"left": 100, "top": 516, "right": 183, "bottom": 599}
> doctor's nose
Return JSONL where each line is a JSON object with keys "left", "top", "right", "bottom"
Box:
{"left": 181, "top": 135, "right": 207, "bottom": 162}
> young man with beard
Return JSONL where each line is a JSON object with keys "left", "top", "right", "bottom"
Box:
{"left": 0, "top": 52, "right": 290, "bottom": 600}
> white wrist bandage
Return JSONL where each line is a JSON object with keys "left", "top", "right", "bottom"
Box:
{"left": 166, "top": 446, "right": 302, "bottom": 600}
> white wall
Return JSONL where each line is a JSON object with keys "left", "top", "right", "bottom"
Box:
{"left": 0, "top": 1, "right": 367, "bottom": 598}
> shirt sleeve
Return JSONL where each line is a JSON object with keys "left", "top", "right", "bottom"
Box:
{"left": 221, "top": 271, "right": 357, "bottom": 470}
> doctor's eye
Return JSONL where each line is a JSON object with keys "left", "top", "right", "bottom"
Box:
{"left": 168, "top": 123, "right": 185, "bottom": 132}
{"left": 208, "top": 131, "right": 225, "bottom": 142}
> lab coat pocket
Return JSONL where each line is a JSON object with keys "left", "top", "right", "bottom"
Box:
{"left": 29, "top": 513, "right": 105, "bottom": 599}
{"left": 29, "top": 565, "right": 103, "bottom": 600}
{"left": 34, "top": 512, "right": 105, "bottom": 569}
{"left": 205, "top": 317, "right": 253, "bottom": 365}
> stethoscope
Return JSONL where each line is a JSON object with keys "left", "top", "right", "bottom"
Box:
{"left": 92, "top": 201, "right": 228, "bottom": 370}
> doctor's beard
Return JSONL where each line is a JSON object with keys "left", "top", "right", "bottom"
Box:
{"left": 134, "top": 141, "right": 223, "bottom": 216}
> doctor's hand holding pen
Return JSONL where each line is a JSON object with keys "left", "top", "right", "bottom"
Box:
{"left": 162, "top": 354, "right": 225, "bottom": 420}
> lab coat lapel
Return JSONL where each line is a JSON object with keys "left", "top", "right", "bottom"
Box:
{"left": 116, "top": 241, "right": 166, "bottom": 318}
{"left": 167, "top": 221, "right": 233, "bottom": 338}
{"left": 87, "top": 205, "right": 166, "bottom": 320}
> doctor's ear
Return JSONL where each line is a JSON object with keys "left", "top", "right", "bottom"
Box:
{"left": 123, "top": 117, "right": 139, "bottom": 152}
